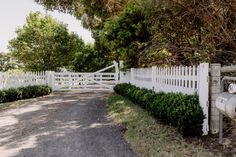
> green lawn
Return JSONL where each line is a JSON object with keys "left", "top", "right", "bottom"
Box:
{"left": 107, "top": 94, "right": 223, "bottom": 157}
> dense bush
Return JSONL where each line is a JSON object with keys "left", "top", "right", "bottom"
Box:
{"left": 4, "top": 88, "right": 22, "bottom": 102}
{"left": 114, "top": 83, "right": 205, "bottom": 136}
{"left": 0, "top": 91, "right": 6, "bottom": 103}
{"left": 0, "top": 85, "right": 52, "bottom": 103}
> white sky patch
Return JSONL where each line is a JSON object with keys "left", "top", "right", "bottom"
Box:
{"left": 0, "top": 0, "right": 94, "bottom": 52}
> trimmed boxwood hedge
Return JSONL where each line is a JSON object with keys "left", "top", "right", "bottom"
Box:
{"left": 114, "top": 83, "right": 205, "bottom": 137}
{"left": 0, "top": 85, "right": 52, "bottom": 103}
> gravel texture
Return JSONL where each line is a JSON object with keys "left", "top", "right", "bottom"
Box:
{"left": 0, "top": 92, "right": 137, "bottom": 157}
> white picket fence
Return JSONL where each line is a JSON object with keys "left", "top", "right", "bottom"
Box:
{"left": 51, "top": 72, "right": 117, "bottom": 91}
{"left": 0, "top": 72, "right": 46, "bottom": 90}
{"left": 0, "top": 61, "right": 119, "bottom": 92}
{"left": 120, "top": 63, "right": 209, "bottom": 135}
{"left": 0, "top": 62, "right": 209, "bottom": 135}
{"left": 0, "top": 71, "right": 116, "bottom": 91}
{"left": 46, "top": 62, "right": 119, "bottom": 91}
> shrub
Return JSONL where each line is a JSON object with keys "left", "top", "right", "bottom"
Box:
{"left": 114, "top": 83, "right": 205, "bottom": 137}
{"left": 0, "top": 85, "right": 52, "bottom": 104}
{"left": 19, "top": 85, "right": 51, "bottom": 99}
{"left": 4, "top": 88, "right": 22, "bottom": 102}
{"left": 0, "top": 91, "right": 6, "bottom": 103}
{"left": 36, "top": 85, "right": 52, "bottom": 96}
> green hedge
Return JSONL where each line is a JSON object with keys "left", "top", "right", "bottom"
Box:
{"left": 114, "top": 83, "right": 205, "bottom": 137}
{"left": 0, "top": 85, "right": 52, "bottom": 103}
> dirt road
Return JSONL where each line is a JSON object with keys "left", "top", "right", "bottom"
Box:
{"left": 0, "top": 92, "right": 137, "bottom": 157}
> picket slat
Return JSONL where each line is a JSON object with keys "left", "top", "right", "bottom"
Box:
{"left": 123, "top": 64, "right": 206, "bottom": 95}
{"left": 0, "top": 71, "right": 46, "bottom": 90}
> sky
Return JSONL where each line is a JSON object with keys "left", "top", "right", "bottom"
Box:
{"left": 0, "top": 0, "right": 94, "bottom": 52}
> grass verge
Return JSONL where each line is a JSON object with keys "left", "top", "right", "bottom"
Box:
{"left": 0, "top": 98, "right": 37, "bottom": 110}
{"left": 107, "top": 94, "right": 223, "bottom": 157}
{"left": 0, "top": 93, "right": 53, "bottom": 110}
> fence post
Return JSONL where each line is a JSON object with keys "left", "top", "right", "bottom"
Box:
{"left": 210, "top": 64, "right": 221, "bottom": 134}
{"left": 45, "top": 71, "right": 50, "bottom": 86}
{"left": 199, "top": 63, "right": 209, "bottom": 135}
{"left": 51, "top": 71, "right": 55, "bottom": 91}
{"left": 131, "top": 68, "right": 134, "bottom": 85}
{"left": 46, "top": 71, "right": 55, "bottom": 91}
{"left": 152, "top": 66, "right": 157, "bottom": 91}
{"left": 113, "top": 61, "right": 119, "bottom": 84}
{"left": 119, "top": 61, "right": 124, "bottom": 83}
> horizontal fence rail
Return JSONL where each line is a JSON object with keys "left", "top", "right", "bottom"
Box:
{"left": 0, "top": 72, "right": 46, "bottom": 90}
{"left": 0, "top": 61, "right": 119, "bottom": 92}
{"left": 52, "top": 72, "right": 116, "bottom": 91}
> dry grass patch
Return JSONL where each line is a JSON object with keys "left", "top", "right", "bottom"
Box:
{"left": 107, "top": 95, "right": 224, "bottom": 157}
{"left": 0, "top": 93, "right": 54, "bottom": 110}
{"left": 0, "top": 98, "right": 36, "bottom": 110}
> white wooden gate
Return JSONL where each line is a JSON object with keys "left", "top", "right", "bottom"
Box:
{"left": 48, "top": 61, "right": 119, "bottom": 91}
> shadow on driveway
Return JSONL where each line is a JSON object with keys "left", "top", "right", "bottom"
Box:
{"left": 0, "top": 92, "right": 137, "bottom": 157}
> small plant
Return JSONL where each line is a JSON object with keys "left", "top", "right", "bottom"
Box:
{"left": 114, "top": 83, "right": 205, "bottom": 136}
{"left": 0, "top": 85, "right": 52, "bottom": 104}
{"left": 3, "top": 88, "right": 22, "bottom": 102}
{"left": 0, "top": 90, "right": 6, "bottom": 103}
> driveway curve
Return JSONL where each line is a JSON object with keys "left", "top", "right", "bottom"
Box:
{"left": 0, "top": 92, "right": 137, "bottom": 157}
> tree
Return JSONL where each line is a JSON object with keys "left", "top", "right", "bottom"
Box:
{"left": 0, "top": 53, "right": 22, "bottom": 72}
{"left": 9, "top": 12, "right": 85, "bottom": 71}
{"left": 71, "top": 44, "right": 109, "bottom": 72}
{"left": 35, "top": 0, "right": 129, "bottom": 30}
{"left": 137, "top": 0, "right": 236, "bottom": 66}
{"left": 36, "top": 0, "right": 236, "bottom": 67}
{"left": 97, "top": 2, "right": 150, "bottom": 67}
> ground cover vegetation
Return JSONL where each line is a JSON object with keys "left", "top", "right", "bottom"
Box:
{"left": 114, "top": 83, "right": 205, "bottom": 137}
{"left": 0, "top": 85, "right": 52, "bottom": 103}
{"left": 107, "top": 95, "right": 224, "bottom": 157}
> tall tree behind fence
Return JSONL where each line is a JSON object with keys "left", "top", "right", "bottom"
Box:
{"left": 120, "top": 63, "right": 209, "bottom": 135}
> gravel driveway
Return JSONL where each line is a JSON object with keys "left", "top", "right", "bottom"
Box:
{"left": 0, "top": 92, "right": 137, "bottom": 157}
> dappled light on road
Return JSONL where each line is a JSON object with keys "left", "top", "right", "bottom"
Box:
{"left": 0, "top": 92, "right": 136, "bottom": 157}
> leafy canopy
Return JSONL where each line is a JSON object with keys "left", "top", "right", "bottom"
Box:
{"left": 9, "top": 12, "right": 85, "bottom": 71}
{"left": 0, "top": 53, "right": 22, "bottom": 72}
{"left": 97, "top": 2, "right": 150, "bottom": 67}
{"left": 35, "top": 0, "right": 236, "bottom": 67}
{"left": 35, "top": 0, "right": 129, "bottom": 29}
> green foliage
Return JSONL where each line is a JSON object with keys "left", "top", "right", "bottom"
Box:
{"left": 98, "top": 2, "right": 150, "bottom": 67}
{"left": 37, "top": 0, "right": 236, "bottom": 67}
{"left": 0, "top": 85, "right": 52, "bottom": 103}
{"left": 19, "top": 85, "right": 51, "bottom": 99}
{"left": 35, "top": 0, "right": 129, "bottom": 29}
{"left": 3, "top": 88, "right": 22, "bottom": 102}
{"left": 107, "top": 95, "right": 223, "bottom": 157}
{"left": 9, "top": 12, "right": 86, "bottom": 71}
{"left": 114, "top": 83, "right": 205, "bottom": 136}
{"left": 71, "top": 44, "right": 110, "bottom": 72}
{"left": 0, "top": 91, "right": 6, "bottom": 103}
{"left": 0, "top": 53, "right": 23, "bottom": 72}
{"left": 138, "top": 0, "right": 236, "bottom": 66}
